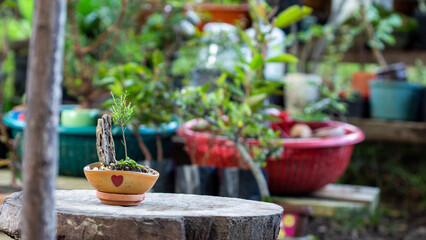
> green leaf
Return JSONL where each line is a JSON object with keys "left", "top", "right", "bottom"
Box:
{"left": 266, "top": 54, "right": 298, "bottom": 63}
{"left": 239, "top": 29, "right": 257, "bottom": 54}
{"left": 17, "top": 0, "right": 33, "bottom": 22}
{"left": 247, "top": 93, "right": 267, "bottom": 107}
{"left": 274, "top": 5, "right": 312, "bottom": 29}
{"left": 217, "top": 73, "right": 228, "bottom": 86}
{"left": 152, "top": 49, "right": 164, "bottom": 68}
{"left": 250, "top": 53, "right": 263, "bottom": 70}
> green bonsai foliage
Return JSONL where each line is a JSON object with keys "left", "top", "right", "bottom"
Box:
{"left": 110, "top": 92, "right": 134, "bottom": 161}
{"left": 108, "top": 92, "right": 151, "bottom": 173}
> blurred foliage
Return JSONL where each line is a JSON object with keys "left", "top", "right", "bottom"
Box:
{"left": 356, "top": 4, "right": 403, "bottom": 51}
{"left": 201, "top": 0, "right": 245, "bottom": 4}
{"left": 407, "top": 59, "right": 426, "bottom": 86}
{"left": 0, "top": 0, "right": 32, "bottom": 47}
{"left": 100, "top": 50, "right": 175, "bottom": 129}
{"left": 0, "top": 53, "right": 16, "bottom": 113}
{"left": 301, "top": 85, "right": 348, "bottom": 120}
{"left": 0, "top": 0, "right": 32, "bottom": 112}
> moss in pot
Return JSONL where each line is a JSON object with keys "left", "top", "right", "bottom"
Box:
{"left": 84, "top": 93, "right": 159, "bottom": 206}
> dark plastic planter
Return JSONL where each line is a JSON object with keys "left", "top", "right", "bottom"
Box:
{"left": 145, "top": 158, "right": 175, "bottom": 193}
{"left": 414, "top": 11, "right": 426, "bottom": 49}
{"left": 370, "top": 80, "right": 422, "bottom": 121}
{"left": 3, "top": 108, "right": 179, "bottom": 177}
{"left": 175, "top": 165, "right": 219, "bottom": 195}
{"left": 219, "top": 167, "right": 266, "bottom": 201}
{"left": 342, "top": 98, "right": 369, "bottom": 118}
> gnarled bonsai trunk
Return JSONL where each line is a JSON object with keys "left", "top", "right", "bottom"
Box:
{"left": 96, "top": 114, "right": 117, "bottom": 166}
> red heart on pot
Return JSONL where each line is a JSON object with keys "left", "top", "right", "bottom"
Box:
{"left": 111, "top": 175, "right": 123, "bottom": 187}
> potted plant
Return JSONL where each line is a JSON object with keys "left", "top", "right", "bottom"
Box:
{"left": 354, "top": 2, "right": 423, "bottom": 121}
{"left": 176, "top": 1, "right": 311, "bottom": 200}
{"left": 284, "top": 1, "right": 357, "bottom": 116}
{"left": 101, "top": 50, "right": 178, "bottom": 193}
{"left": 84, "top": 93, "right": 159, "bottom": 206}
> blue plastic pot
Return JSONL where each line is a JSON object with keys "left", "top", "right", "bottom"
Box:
{"left": 370, "top": 80, "right": 422, "bottom": 121}
{"left": 3, "top": 107, "right": 179, "bottom": 177}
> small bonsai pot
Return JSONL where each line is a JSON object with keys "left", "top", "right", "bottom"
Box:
{"left": 84, "top": 162, "right": 159, "bottom": 206}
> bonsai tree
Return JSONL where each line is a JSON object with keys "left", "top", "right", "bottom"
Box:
{"left": 97, "top": 92, "right": 147, "bottom": 172}
{"left": 110, "top": 92, "right": 134, "bottom": 161}
{"left": 177, "top": 1, "right": 311, "bottom": 201}
{"left": 100, "top": 50, "right": 175, "bottom": 163}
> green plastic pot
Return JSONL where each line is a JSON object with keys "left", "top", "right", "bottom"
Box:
{"left": 370, "top": 80, "right": 422, "bottom": 121}
{"left": 3, "top": 107, "right": 179, "bottom": 177}
{"left": 61, "top": 108, "right": 100, "bottom": 127}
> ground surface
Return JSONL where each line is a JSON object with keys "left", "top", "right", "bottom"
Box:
{"left": 305, "top": 142, "right": 426, "bottom": 240}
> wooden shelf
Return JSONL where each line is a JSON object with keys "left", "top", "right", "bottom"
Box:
{"left": 343, "top": 49, "right": 426, "bottom": 65}
{"left": 347, "top": 117, "right": 426, "bottom": 144}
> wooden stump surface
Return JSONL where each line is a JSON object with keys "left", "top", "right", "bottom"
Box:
{"left": 0, "top": 190, "right": 283, "bottom": 240}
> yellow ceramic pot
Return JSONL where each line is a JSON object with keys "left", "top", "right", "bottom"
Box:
{"left": 84, "top": 162, "right": 159, "bottom": 194}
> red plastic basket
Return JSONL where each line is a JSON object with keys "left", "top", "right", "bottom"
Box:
{"left": 178, "top": 112, "right": 364, "bottom": 194}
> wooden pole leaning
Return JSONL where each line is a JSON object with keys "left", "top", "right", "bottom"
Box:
{"left": 22, "top": 0, "right": 67, "bottom": 239}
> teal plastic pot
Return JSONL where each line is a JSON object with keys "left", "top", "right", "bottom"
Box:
{"left": 369, "top": 80, "right": 422, "bottom": 121}
{"left": 3, "top": 107, "right": 179, "bottom": 177}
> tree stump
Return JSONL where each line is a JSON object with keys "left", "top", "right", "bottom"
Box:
{"left": 0, "top": 190, "right": 283, "bottom": 240}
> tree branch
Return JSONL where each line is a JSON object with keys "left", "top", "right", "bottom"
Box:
{"left": 78, "top": 0, "right": 128, "bottom": 55}
{"left": 155, "top": 132, "right": 163, "bottom": 161}
{"left": 133, "top": 123, "right": 152, "bottom": 162}
{"left": 236, "top": 142, "right": 270, "bottom": 201}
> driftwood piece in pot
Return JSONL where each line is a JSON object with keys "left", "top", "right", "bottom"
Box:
{"left": 96, "top": 114, "right": 117, "bottom": 166}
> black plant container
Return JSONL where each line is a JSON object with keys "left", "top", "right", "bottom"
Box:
{"left": 0, "top": 141, "right": 8, "bottom": 160}
{"left": 343, "top": 98, "right": 369, "bottom": 118}
{"left": 418, "top": 87, "right": 426, "bottom": 121}
{"left": 219, "top": 167, "right": 266, "bottom": 201}
{"left": 415, "top": 11, "right": 426, "bottom": 50}
{"left": 176, "top": 165, "right": 219, "bottom": 195}
{"left": 145, "top": 159, "right": 175, "bottom": 193}
{"left": 13, "top": 53, "right": 28, "bottom": 97}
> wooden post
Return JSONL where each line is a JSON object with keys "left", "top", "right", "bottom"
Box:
{"left": 22, "top": 0, "right": 67, "bottom": 240}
